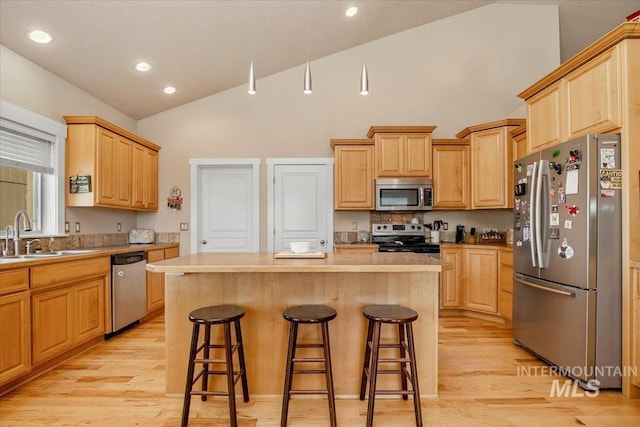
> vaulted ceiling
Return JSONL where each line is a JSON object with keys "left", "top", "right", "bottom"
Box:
{"left": 1, "top": 1, "right": 637, "bottom": 119}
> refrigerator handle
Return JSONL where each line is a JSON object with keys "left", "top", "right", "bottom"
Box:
{"left": 514, "top": 277, "right": 576, "bottom": 297}
{"left": 535, "top": 160, "right": 546, "bottom": 268}
{"left": 530, "top": 161, "right": 538, "bottom": 267}
{"left": 539, "top": 160, "right": 551, "bottom": 269}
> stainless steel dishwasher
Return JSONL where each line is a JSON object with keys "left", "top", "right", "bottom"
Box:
{"left": 111, "top": 251, "right": 147, "bottom": 333}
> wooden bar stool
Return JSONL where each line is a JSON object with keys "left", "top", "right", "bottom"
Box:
{"left": 182, "top": 304, "right": 249, "bottom": 427}
{"left": 281, "top": 304, "right": 337, "bottom": 427}
{"left": 359, "top": 304, "right": 422, "bottom": 427}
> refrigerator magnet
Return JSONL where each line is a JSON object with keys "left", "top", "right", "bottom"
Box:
{"left": 558, "top": 238, "right": 574, "bottom": 259}
{"left": 564, "top": 220, "right": 573, "bottom": 229}
{"left": 600, "top": 148, "right": 615, "bottom": 168}
{"left": 547, "top": 228, "right": 560, "bottom": 239}
{"left": 523, "top": 227, "right": 530, "bottom": 242}
{"left": 550, "top": 213, "right": 559, "bottom": 226}
{"left": 565, "top": 205, "right": 579, "bottom": 216}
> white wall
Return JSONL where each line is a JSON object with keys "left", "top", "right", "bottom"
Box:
{"left": 0, "top": 45, "right": 139, "bottom": 234}
{"left": 137, "top": 3, "right": 560, "bottom": 254}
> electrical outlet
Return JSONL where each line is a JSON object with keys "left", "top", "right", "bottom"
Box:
{"left": 74, "top": 222, "right": 80, "bottom": 233}
{"left": 117, "top": 222, "right": 122, "bottom": 232}
{"left": 352, "top": 221, "right": 358, "bottom": 230}
{"left": 180, "top": 223, "right": 189, "bottom": 231}
{"left": 64, "top": 221, "right": 70, "bottom": 233}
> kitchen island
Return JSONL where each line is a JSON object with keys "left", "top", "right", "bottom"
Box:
{"left": 147, "top": 252, "right": 447, "bottom": 398}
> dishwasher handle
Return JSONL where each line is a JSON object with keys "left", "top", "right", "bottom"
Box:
{"left": 111, "top": 251, "right": 147, "bottom": 265}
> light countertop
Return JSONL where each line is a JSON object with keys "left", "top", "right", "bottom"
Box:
{"left": 147, "top": 251, "right": 449, "bottom": 274}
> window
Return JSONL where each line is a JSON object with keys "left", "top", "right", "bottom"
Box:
{"left": 0, "top": 100, "right": 66, "bottom": 237}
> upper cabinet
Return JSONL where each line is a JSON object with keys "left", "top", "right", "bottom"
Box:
{"left": 432, "top": 139, "right": 470, "bottom": 210}
{"left": 456, "top": 119, "right": 524, "bottom": 209}
{"left": 367, "top": 126, "right": 436, "bottom": 178}
{"left": 331, "top": 139, "right": 374, "bottom": 210}
{"left": 65, "top": 116, "right": 161, "bottom": 211}
{"left": 509, "top": 122, "right": 528, "bottom": 161}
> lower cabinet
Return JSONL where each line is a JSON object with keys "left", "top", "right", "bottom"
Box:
{"left": 0, "top": 291, "right": 30, "bottom": 385}
{"left": 440, "top": 246, "right": 504, "bottom": 318}
{"left": 31, "top": 278, "right": 106, "bottom": 365}
{"left": 146, "top": 246, "right": 180, "bottom": 313}
{"left": 498, "top": 248, "right": 514, "bottom": 321}
{"left": 633, "top": 267, "right": 640, "bottom": 388}
{"left": 464, "top": 248, "right": 499, "bottom": 314}
{"left": 440, "top": 248, "right": 463, "bottom": 309}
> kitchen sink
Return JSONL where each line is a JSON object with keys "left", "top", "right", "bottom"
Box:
{"left": 57, "top": 249, "right": 99, "bottom": 255}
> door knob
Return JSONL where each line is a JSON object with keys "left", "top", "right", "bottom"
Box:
{"left": 201, "top": 240, "right": 208, "bottom": 245}
{"left": 320, "top": 240, "right": 325, "bottom": 245}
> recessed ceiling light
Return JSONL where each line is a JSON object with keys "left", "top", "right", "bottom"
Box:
{"left": 345, "top": 6, "right": 358, "bottom": 17}
{"left": 163, "top": 86, "right": 176, "bottom": 95}
{"left": 27, "top": 30, "right": 52, "bottom": 44}
{"left": 135, "top": 62, "right": 152, "bottom": 72}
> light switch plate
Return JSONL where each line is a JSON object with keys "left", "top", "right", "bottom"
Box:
{"left": 74, "top": 222, "right": 80, "bottom": 233}
{"left": 180, "top": 223, "right": 189, "bottom": 231}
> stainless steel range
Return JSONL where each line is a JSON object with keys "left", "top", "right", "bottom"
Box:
{"left": 372, "top": 223, "right": 440, "bottom": 255}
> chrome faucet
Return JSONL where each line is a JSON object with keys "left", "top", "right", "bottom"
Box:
{"left": 25, "top": 239, "right": 41, "bottom": 254}
{"left": 13, "top": 210, "right": 32, "bottom": 256}
{"left": 2, "top": 225, "right": 14, "bottom": 256}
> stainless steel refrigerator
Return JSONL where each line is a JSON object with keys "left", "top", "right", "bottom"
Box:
{"left": 512, "top": 133, "right": 621, "bottom": 389}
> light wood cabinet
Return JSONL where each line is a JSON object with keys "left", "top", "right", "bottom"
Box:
{"left": 457, "top": 119, "right": 524, "bottom": 209}
{"left": 633, "top": 267, "right": 640, "bottom": 388}
{"left": 30, "top": 257, "right": 109, "bottom": 365}
{"left": 367, "top": 126, "right": 436, "bottom": 178}
{"left": 132, "top": 145, "right": 159, "bottom": 210}
{"left": 463, "top": 248, "right": 499, "bottom": 314}
{"left": 0, "top": 268, "right": 30, "bottom": 386}
{"left": 440, "top": 247, "right": 463, "bottom": 309}
{"left": 65, "top": 116, "right": 160, "bottom": 211}
{"left": 96, "top": 127, "right": 132, "bottom": 207}
{"left": 146, "top": 246, "right": 180, "bottom": 313}
{"left": 565, "top": 46, "right": 620, "bottom": 139}
{"left": 330, "top": 140, "right": 374, "bottom": 210}
{"left": 432, "top": 139, "right": 470, "bottom": 210}
{"left": 526, "top": 82, "right": 563, "bottom": 153}
{"left": 509, "top": 123, "right": 528, "bottom": 162}
{"left": 499, "top": 248, "right": 514, "bottom": 322}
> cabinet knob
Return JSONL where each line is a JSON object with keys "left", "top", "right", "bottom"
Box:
{"left": 201, "top": 240, "right": 208, "bottom": 245}
{"left": 320, "top": 240, "right": 325, "bottom": 245}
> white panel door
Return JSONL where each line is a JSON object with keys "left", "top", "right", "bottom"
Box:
{"left": 273, "top": 164, "right": 330, "bottom": 253}
{"left": 199, "top": 165, "right": 256, "bottom": 252}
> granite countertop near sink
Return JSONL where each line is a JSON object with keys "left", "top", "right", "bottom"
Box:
{"left": 0, "top": 242, "right": 179, "bottom": 270}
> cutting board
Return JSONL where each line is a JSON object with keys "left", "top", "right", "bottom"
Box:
{"left": 274, "top": 252, "right": 327, "bottom": 259}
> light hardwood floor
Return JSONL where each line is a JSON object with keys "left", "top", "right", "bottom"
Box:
{"left": 0, "top": 315, "right": 638, "bottom": 426}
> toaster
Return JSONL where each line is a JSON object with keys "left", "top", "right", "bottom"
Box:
{"left": 129, "top": 229, "right": 155, "bottom": 244}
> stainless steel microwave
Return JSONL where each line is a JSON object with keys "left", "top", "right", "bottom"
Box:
{"left": 375, "top": 178, "right": 433, "bottom": 211}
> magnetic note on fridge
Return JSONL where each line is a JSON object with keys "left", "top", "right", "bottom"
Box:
{"left": 565, "top": 169, "right": 579, "bottom": 195}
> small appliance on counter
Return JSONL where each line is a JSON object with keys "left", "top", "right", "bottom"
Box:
{"left": 129, "top": 229, "right": 155, "bottom": 244}
{"left": 455, "top": 225, "right": 466, "bottom": 243}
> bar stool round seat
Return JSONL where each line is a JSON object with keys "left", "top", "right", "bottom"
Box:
{"left": 281, "top": 304, "right": 337, "bottom": 427}
{"left": 360, "top": 304, "right": 422, "bottom": 427}
{"left": 182, "top": 304, "right": 249, "bottom": 427}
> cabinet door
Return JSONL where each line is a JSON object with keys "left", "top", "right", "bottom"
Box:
{"left": 75, "top": 278, "right": 106, "bottom": 343}
{"left": 440, "top": 248, "right": 463, "bottom": 309}
{"left": 471, "top": 128, "right": 509, "bottom": 209}
{"left": 96, "top": 128, "right": 132, "bottom": 207}
{"left": 565, "top": 47, "right": 620, "bottom": 139}
{"left": 404, "top": 135, "right": 431, "bottom": 177}
{"left": 146, "top": 249, "right": 166, "bottom": 313}
{"left": 527, "top": 82, "right": 563, "bottom": 153}
{"left": 432, "top": 144, "right": 469, "bottom": 210}
{"left": 374, "top": 135, "right": 403, "bottom": 177}
{"left": 144, "top": 148, "right": 159, "bottom": 210}
{"left": 499, "top": 249, "right": 514, "bottom": 321}
{"left": 334, "top": 145, "right": 374, "bottom": 209}
{"left": 32, "top": 288, "right": 74, "bottom": 364}
{"left": 633, "top": 267, "right": 640, "bottom": 387}
{"left": 131, "top": 143, "right": 146, "bottom": 209}
{"left": 0, "top": 292, "right": 30, "bottom": 385}
{"left": 464, "top": 248, "right": 498, "bottom": 314}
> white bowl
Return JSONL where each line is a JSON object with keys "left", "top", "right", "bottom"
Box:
{"left": 290, "top": 241, "right": 311, "bottom": 254}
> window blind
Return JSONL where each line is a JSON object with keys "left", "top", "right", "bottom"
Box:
{"left": 0, "top": 118, "right": 55, "bottom": 175}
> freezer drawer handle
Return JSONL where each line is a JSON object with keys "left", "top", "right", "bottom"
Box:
{"left": 514, "top": 277, "right": 575, "bottom": 297}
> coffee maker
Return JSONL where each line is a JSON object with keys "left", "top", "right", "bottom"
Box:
{"left": 455, "top": 225, "right": 466, "bottom": 243}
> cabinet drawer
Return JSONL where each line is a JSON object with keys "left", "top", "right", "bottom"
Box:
{"left": 0, "top": 269, "right": 29, "bottom": 295}
{"left": 165, "top": 246, "right": 180, "bottom": 259}
{"left": 500, "top": 250, "right": 513, "bottom": 267}
{"left": 146, "top": 249, "right": 165, "bottom": 263}
{"left": 500, "top": 290, "right": 513, "bottom": 322}
{"left": 31, "top": 257, "right": 110, "bottom": 289}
